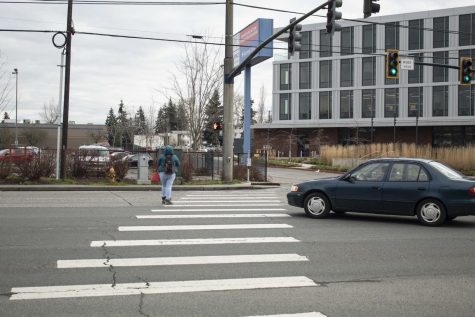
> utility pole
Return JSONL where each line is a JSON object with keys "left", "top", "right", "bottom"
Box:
{"left": 222, "top": 0, "right": 234, "bottom": 182}
{"left": 60, "top": 0, "right": 73, "bottom": 179}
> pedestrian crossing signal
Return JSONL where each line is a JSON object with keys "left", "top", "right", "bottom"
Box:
{"left": 213, "top": 122, "right": 223, "bottom": 130}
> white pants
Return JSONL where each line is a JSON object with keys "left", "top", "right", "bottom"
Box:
{"left": 159, "top": 172, "right": 176, "bottom": 200}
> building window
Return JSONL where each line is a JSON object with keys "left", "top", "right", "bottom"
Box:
{"left": 299, "top": 92, "right": 312, "bottom": 119}
{"left": 319, "top": 92, "right": 332, "bottom": 119}
{"left": 320, "top": 30, "right": 332, "bottom": 57}
{"left": 363, "top": 24, "right": 376, "bottom": 54}
{"left": 319, "top": 60, "right": 332, "bottom": 88}
{"left": 362, "top": 89, "right": 376, "bottom": 118}
{"left": 300, "top": 31, "right": 312, "bottom": 59}
{"left": 433, "top": 16, "right": 449, "bottom": 48}
{"left": 341, "top": 27, "right": 354, "bottom": 55}
{"left": 299, "top": 62, "right": 311, "bottom": 89}
{"left": 433, "top": 51, "right": 448, "bottom": 82}
{"left": 409, "top": 19, "right": 424, "bottom": 50}
{"left": 459, "top": 49, "right": 475, "bottom": 61}
{"left": 362, "top": 57, "right": 376, "bottom": 86}
{"left": 279, "top": 64, "right": 291, "bottom": 90}
{"left": 408, "top": 87, "right": 424, "bottom": 117}
{"left": 433, "top": 86, "right": 448, "bottom": 117}
{"left": 408, "top": 53, "right": 424, "bottom": 84}
{"left": 279, "top": 93, "right": 291, "bottom": 120}
{"left": 458, "top": 85, "right": 475, "bottom": 116}
{"left": 459, "top": 14, "right": 475, "bottom": 46}
{"left": 340, "top": 90, "right": 353, "bottom": 119}
{"left": 385, "top": 22, "right": 400, "bottom": 50}
{"left": 384, "top": 88, "right": 399, "bottom": 118}
{"left": 340, "top": 59, "right": 354, "bottom": 87}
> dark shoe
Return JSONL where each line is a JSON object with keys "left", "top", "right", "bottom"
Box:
{"left": 162, "top": 196, "right": 166, "bottom": 204}
{"left": 164, "top": 199, "right": 173, "bottom": 205}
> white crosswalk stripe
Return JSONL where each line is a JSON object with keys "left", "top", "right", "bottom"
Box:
{"left": 136, "top": 213, "right": 291, "bottom": 219}
{"left": 57, "top": 254, "right": 309, "bottom": 268}
{"left": 244, "top": 313, "right": 327, "bottom": 317}
{"left": 10, "top": 276, "right": 318, "bottom": 300}
{"left": 90, "top": 237, "right": 300, "bottom": 247}
{"left": 161, "top": 204, "right": 283, "bottom": 207}
{"left": 118, "top": 224, "right": 293, "bottom": 231}
{"left": 151, "top": 208, "right": 287, "bottom": 212}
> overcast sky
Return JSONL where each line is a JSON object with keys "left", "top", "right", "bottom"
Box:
{"left": 0, "top": 0, "right": 473, "bottom": 124}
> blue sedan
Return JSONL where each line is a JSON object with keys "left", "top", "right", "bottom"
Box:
{"left": 287, "top": 158, "right": 475, "bottom": 226}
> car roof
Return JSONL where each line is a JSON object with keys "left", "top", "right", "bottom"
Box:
{"left": 366, "top": 157, "right": 434, "bottom": 164}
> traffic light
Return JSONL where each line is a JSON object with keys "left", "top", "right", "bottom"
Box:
{"left": 386, "top": 50, "right": 400, "bottom": 79}
{"left": 363, "top": 0, "right": 380, "bottom": 19}
{"left": 326, "top": 0, "right": 342, "bottom": 35}
{"left": 288, "top": 17, "right": 302, "bottom": 56}
{"left": 213, "top": 122, "right": 223, "bottom": 130}
{"left": 460, "top": 57, "right": 473, "bottom": 85}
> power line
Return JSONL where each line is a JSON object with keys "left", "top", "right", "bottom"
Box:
{"left": 0, "top": 0, "right": 225, "bottom": 4}
{"left": 232, "top": 2, "right": 470, "bottom": 36}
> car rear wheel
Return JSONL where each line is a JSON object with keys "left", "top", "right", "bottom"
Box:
{"left": 304, "top": 193, "right": 331, "bottom": 219}
{"left": 416, "top": 199, "right": 447, "bottom": 226}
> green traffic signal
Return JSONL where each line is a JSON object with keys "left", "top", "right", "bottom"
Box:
{"left": 390, "top": 68, "right": 398, "bottom": 76}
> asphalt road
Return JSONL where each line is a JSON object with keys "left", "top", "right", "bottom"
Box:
{"left": 1, "top": 168, "right": 475, "bottom": 317}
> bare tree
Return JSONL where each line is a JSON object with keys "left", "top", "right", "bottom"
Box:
{"left": 0, "top": 51, "right": 12, "bottom": 114}
{"left": 257, "top": 85, "right": 266, "bottom": 124}
{"left": 170, "top": 42, "right": 222, "bottom": 150}
{"left": 233, "top": 93, "right": 244, "bottom": 129}
{"left": 40, "top": 99, "right": 60, "bottom": 124}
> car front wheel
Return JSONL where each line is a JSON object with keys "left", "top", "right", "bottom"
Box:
{"left": 304, "top": 192, "right": 331, "bottom": 219}
{"left": 416, "top": 199, "right": 447, "bottom": 226}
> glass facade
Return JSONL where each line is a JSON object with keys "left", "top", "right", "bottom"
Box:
{"left": 341, "top": 27, "right": 354, "bottom": 55}
{"left": 459, "top": 14, "right": 475, "bottom": 46}
{"left": 433, "top": 86, "right": 449, "bottom": 116}
{"left": 279, "top": 93, "right": 291, "bottom": 120}
{"left": 319, "top": 92, "right": 332, "bottom": 119}
{"left": 340, "top": 90, "right": 353, "bottom": 119}
{"left": 433, "top": 16, "right": 449, "bottom": 48}
{"left": 408, "top": 53, "right": 424, "bottom": 84}
{"left": 362, "top": 24, "right": 376, "bottom": 54}
{"left": 409, "top": 19, "right": 424, "bottom": 50}
{"left": 362, "top": 89, "right": 376, "bottom": 118}
{"left": 299, "top": 92, "right": 312, "bottom": 119}
{"left": 340, "top": 59, "right": 353, "bottom": 87}
{"left": 319, "top": 60, "right": 332, "bottom": 88}
{"left": 433, "top": 51, "right": 448, "bottom": 82}
{"left": 299, "top": 62, "right": 311, "bottom": 89}
{"left": 458, "top": 85, "right": 475, "bottom": 116}
{"left": 300, "top": 31, "right": 312, "bottom": 59}
{"left": 384, "top": 88, "right": 399, "bottom": 118}
{"left": 408, "top": 87, "right": 424, "bottom": 117}
{"left": 385, "top": 22, "right": 400, "bottom": 50}
{"left": 280, "top": 64, "right": 291, "bottom": 90}
{"left": 320, "top": 30, "right": 332, "bottom": 57}
{"left": 362, "top": 57, "right": 376, "bottom": 86}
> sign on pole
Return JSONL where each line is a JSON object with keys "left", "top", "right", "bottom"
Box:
{"left": 400, "top": 57, "right": 415, "bottom": 71}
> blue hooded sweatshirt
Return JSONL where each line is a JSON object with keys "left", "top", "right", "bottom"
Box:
{"left": 157, "top": 145, "right": 180, "bottom": 173}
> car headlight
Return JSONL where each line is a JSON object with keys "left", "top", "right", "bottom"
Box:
{"left": 290, "top": 185, "right": 299, "bottom": 192}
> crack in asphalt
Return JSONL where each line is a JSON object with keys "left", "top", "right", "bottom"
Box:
{"left": 101, "top": 243, "right": 119, "bottom": 287}
{"left": 138, "top": 292, "right": 151, "bottom": 317}
{"left": 317, "top": 278, "right": 382, "bottom": 287}
{"left": 109, "top": 191, "right": 133, "bottom": 206}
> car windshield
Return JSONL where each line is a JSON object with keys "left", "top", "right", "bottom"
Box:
{"left": 429, "top": 161, "right": 464, "bottom": 179}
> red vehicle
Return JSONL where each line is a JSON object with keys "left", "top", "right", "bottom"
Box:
{"left": 0, "top": 147, "right": 38, "bottom": 163}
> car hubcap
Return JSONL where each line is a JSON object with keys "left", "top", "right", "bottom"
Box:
{"left": 308, "top": 197, "right": 325, "bottom": 215}
{"left": 421, "top": 203, "right": 441, "bottom": 223}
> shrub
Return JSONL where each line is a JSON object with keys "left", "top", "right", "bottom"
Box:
{"left": 66, "top": 152, "right": 88, "bottom": 178}
{"left": 0, "top": 160, "right": 13, "bottom": 179}
{"left": 111, "top": 159, "right": 129, "bottom": 181}
{"left": 233, "top": 165, "right": 265, "bottom": 182}
{"left": 15, "top": 152, "right": 56, "bottom": 181}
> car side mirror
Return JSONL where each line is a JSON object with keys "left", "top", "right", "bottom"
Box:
{"left": 342, "top": 174, "right": 355, "bottom": 183}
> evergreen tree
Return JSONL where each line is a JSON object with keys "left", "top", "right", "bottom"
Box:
{"left": 105, "top": 108, "right": 117, "bottom": 146}
{"left": 3, "top": 112, "right": 9, "bottom": 120}
{"left": 203, "top": 89, "right": 223, "bottom": 146}
{"left": 116, "top": 100, "right": 132, "bottom": 149}
{"left": 134, "top": 106, "right": 147, "bottom": 135}
{"left": 176, "top": 101, "right": 188, "bottom": 131}
{"left": 239, "top": 98, "right": 257, "bottom": 129}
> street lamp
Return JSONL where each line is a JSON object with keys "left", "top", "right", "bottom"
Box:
{"left": 11, "top": 68, "right": 18, "bottom": 147}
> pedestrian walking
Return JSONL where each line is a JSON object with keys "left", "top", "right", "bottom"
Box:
{"left": 157, "top": 145, "right": 180, "bottom": 205}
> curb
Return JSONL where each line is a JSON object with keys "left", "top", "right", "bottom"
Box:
{"left": 0, "top": 184, "right": 281, "bottom": 192}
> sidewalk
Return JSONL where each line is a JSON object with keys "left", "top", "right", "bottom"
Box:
{"left": 0, "top": 182, "right": 280, "bottom": 191}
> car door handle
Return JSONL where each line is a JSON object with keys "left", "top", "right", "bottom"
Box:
{"left": 417, "top": 187, "right": 426, "bottom": 191}
{"left": 371, "top": 186, "right": 382, "bottom": 191}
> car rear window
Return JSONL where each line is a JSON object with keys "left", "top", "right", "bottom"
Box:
{"left": 429, "top": 161, "right": 464, "bottom": 179}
